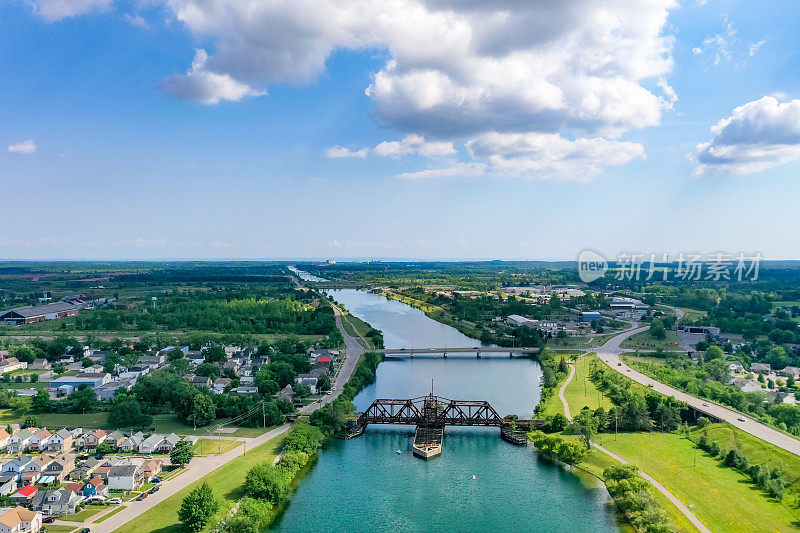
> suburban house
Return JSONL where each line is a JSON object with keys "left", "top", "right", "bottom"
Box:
{"left": 31, "top": 487, "right": 83, "bottom": 516}
{"left": 46, "top": 430, "right": 73, "bottom": 453}
{"left": 212, "top": 378, "right": 231, "bottom": 394}
{"left": 278, "top": 384, "right": 294, "bottom": 402}
{"left": 310, "top": 349, "right": 338, "bottom": 364}
{"left": 66, "top": 477, "right": 108, "bottom": 499}
{"left": 728, "top": 361, "right": 745, "bottom": 373}
{"left": 777, "top": 366, "right": 800, "bottom": 378}
{"left": 8, "top": 430, "right": 35, "bottom": 454}
{"left": 118, "top": 432, "right": 144, "bottom": 453}
{"left": 0, "top": 474, "right": 18, "bottom": 496}
{"left": 155, "top": 434, "right": 180, "bottom": 453}
{"left": 0, "top": 430, "right": 11, "bottom": 451}
{"left": 140, "top": 459, "right": 162, "bottom": 480}
{"left": 233, "top": 386, "right": 258, "bottom": 394}
{"left": 191, "top": 376, "right": 212, "bottom": 388}
{"left": 751, "top": 362, "right": 771, "bottom": 374}
{"left": 295, "top": 373, "right": 319, "bottom": 394}
{"left": 0, "top": 358, "right": 27, "bottom": 376}
{"left": 85, "top": 430, "right": 107, "bottom": 448}
{"left": 0, "top": 506, "right": 42, "bottom": 533}
{"left": 28, "top": 359, "right": 50, "bottom": 371}
{"left": 27, "top": 431, "right": 51, "bottom": 452}
{"left": 138, "top": 434, "right": 162, "bottom": 454}
{"left": 729, "top": 377, "right": 763, "bottom": 393}
{"left": 2, "top": 457, "right": 33, "bottom": 477}
{"left": 43, "top": 457, "right": 74, "bottom": 482}
{"left": 105, "top": 431, "right": 125, "bottom": 448}
{"left": 70, "top": 458, "right": 101, "bottom": 481}
{"left": 9, "top": 486, "right": 37, "bottom": 507}
{"left": 107, "top": 464, "right": 143, "bottom": 491}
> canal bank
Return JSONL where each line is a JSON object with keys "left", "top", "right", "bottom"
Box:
{"left": 271, "top": 287, "right": 619, "bottom": 532}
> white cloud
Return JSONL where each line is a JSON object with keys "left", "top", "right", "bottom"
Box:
{"left": 159, "top": 49, "right": 266, "bottom": 104}
{"left": 30, "top": 0, "right": 112, "bottom": 21}
{"left": 696, "top": 16, "right": 739, "bottom": 65}
{"left": 325, "top": 134, "right": 454, "bottom": 159}
{"left": 399, "top": 133, "right": 643, "bottom": 180}
{"left": 124, "top": 13, "right": 148, "bottom": 28}
{"left": 7, "top": 140, "right": 37, "bottom": 154}
{"left": 694, "top": 96, "right": 800, "bottom": 175}
{"left": 373, "top": 135, "right": 455, "bottom": 157}
{"left": 749, "top": 39, "right": 766, "bottom": 56}
{"left": 325, "top": 146, "right": 368, "bottom": 159}
{"left": 658, "top": 77, "right": 678, "bottom": 110}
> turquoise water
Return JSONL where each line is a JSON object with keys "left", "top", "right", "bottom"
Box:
{"left": 272, "top": 288, "right": 618, "bottom": 532}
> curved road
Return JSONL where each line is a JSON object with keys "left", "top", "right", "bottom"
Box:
{"left": 597, "top": 320, "right": 800, "bottom": 457}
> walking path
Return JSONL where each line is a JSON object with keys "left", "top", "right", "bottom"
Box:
{"left": 557, "top": 354, "right": 710, "bottom": 533}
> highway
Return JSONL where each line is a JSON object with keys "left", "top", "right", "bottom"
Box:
{"left": 597, "top": 320, "right": 800, "bottom": 457}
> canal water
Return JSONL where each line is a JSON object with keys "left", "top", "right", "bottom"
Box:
{"left": 272, "top": 288, "right": 618, "bottom": 532}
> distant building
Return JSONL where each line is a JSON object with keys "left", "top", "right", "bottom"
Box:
{"left": 49, "top": 373, "right": 111, "bottom": 390}
{"left": 0, "top": 302, "right": 79, "bottom": 325}
{"left": 750, "top": 363, "right": 771, "bottom": 374}
{"left": 580, "top": 311, "right": 602, "bottom": 323}
{"left": 777, "top": 366, "right": 800, "bottom": 378}
{"left": 609, "top": 297, "right": 649, "bottom": 310}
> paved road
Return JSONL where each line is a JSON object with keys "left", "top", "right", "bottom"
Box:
{"left": 597, "top": 323, "right": 800, "bottom": 457}
{"left": 99, "top": 299, "right": 365, "bottom": 531}
{"left": 557, "top": 354, "right": 709, "bottom": 533}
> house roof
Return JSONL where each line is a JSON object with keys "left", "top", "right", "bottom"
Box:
{"left": 0, "top": 506, "right": 38, "bottom": 528}
{"left": 14, "top": 485, "right": 37, "bottom": 497}
{"left": 35, "top": 429, "right": 52, "bottom": 439}
{"left": 0, "top": 430, "right": 10, "bottom": 440}
{"left": 109, "top": 464, "right": 139, "bottom": 477}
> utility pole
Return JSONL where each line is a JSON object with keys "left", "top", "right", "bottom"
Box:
{"left": 262, "top": 401, "right": 266, "bottom": 429}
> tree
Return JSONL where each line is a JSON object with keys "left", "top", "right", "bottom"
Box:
{"left": 171, "top": 441, "right": 195, "bottom": 466}
{"left": 231, "top": 498, "right": 272, "bottom": 531}
{"left": 68, "top": 387, "right": 97, "bottom": 413}
{"left": 293, "top": 383, "right": 312, "bottom": 399}
{"left": 254, "top": 367, "right": 280, "bottom": 395}
{"left": 202, "top": 346, "right": 226, "bottom": 363}
{"left": 316, "top": 373, "right": 331, "bottom": 392}
{"left": 24, "top": 415, "right": 41, "bottom": 427}
{"left": 178, "top": 483, "right": 219, "bottom": 532}
{"left": 649, "top": 318, "right": 666, "bottom": 340}
{"left": 244, "top": 463, "right": 292, "bottom": 502}
{"left": 549, "top": 413, "right": 568, "bottom": 432}
{"left": 108, "top": 399, "right": 153, "bottom": 429}
{"left": 195, "top": 362, "right": 220, "bottom": 381}
{"left": 570, "top": 409, "right": 599, "bottom": 449}
{"left": 9, "top": 397, "right": 31, "bottom": 417}
{"left": 705, "top": 345, "right": 724, "bottom": 361}
{"left": 178, "top": 392, "right": 216, "bottom": 427}
{"left": 32, "top": 389, "right": 50, "bottom": 412}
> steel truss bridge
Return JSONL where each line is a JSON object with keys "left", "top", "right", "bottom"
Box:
{"left": 346, "top": 394, "right": 543, "bottom": 440}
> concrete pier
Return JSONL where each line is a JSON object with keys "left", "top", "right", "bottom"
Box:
{"left": 412, "top": 426, "right": 443, "bottom": 459}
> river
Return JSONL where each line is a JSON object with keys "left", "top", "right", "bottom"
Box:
{"left": 272, "top": 288, "right": 618, "bottom": 532}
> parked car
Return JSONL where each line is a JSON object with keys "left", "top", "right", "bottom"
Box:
{"left": 137, "top": 492, "right": 148, "bottom": 501}
{"left": 95, "top": 453, "right": 104, "bottom": 460}
{"left": 43, "top": 517, "right": 56, "bottom": 523}
{"left": 150, "top": 477, "right": 162, "bottom": 483}
{"left": 149, "top": 485, "right": 160, "bottom": 494}
{"left": 80, "top": 529, "right": 90, "bottom": 533}
{"left": 85, "top": 496, "right": 106, "bottom": 504}
{"left": 108, "top": 497, "right": 123, "bottom": 505}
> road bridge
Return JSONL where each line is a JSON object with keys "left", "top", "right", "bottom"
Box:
{"left": 378, "top": 346, "right": 539, "bottom": 358}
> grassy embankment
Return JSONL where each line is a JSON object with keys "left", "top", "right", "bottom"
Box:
{"left": 381, "top": 290, "right": 483, "bottom": 338}
{"left": 565, "top": 356, "right": 800, "bottom": 532}
{"left": 114, "top": 434, "right": 284, "bottom": 533}
{"left": 620, "top": 330, "right": 681, "bottom": 351}
{"left": 338, "top": 312, "right": 377, "bottom": 349}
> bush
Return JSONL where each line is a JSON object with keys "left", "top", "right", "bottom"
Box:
{"left": 766, "top": 477, "right": 785, "bottom": 500}
{"left": 697, "top": 416, "right": 710, "bottom": 428}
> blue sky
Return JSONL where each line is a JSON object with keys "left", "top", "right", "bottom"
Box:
{"left": 2, "top": 0, "right": 800, "bottom": 260}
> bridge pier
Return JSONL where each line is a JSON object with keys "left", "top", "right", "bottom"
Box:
{"left": 412, "top": 425, "right": 443, "bottom": 459}
{"left": 476, "top": 351, "right": 481, "bottom": 359}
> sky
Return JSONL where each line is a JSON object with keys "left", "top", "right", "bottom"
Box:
{"left": 2, "top": 0, "right": 800, "bottom": 261}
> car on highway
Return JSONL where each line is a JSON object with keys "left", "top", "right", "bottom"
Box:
{"left": 617, "top": 362, "right": 622, "bottom": 366}
{"left": 737, "top": 416, "right": 746, "bottom": 422}
{"left": 137, "top": 492, "right": 148, "bottom": 500}
{"left": 703, "top": 402, "right": 709, "bottom": 407}
{"left": 626, "top": 369, "right": 631, "bottom": 372}
{"left": 80, "top": 529, "right": 90, "bottom": 533}
{"left": 647, "top": 383, "right": 654, "bottom": 388}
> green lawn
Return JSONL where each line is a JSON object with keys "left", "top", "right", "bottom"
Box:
{"left": 564, "top": 355, "right": 613, "bottom": 413}
{"left": 620, "top": 330, "right": 681, "bottom": 351}
{"left": 61, "top": 504, "right": 107, "bottom": 521}
{"left": 114, "top": 433, "right": 285, "bottom": 533}
{"left": 193, "top": 438, "right": 244, "bottom": 456}
{"left": 699, "top": 423, "right": 800, "bottom": 494}
{"left": 594, "top": 431, "right": 800, "bottom": 532}
{"left": 93, "top": 505, "right": 127, "bottom": 523}
{"left": 44, "top": 526, "right": 77, "bottom": 533}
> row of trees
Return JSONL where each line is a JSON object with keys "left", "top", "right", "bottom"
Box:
{"left": 603, "top": 464, "right": 673, "bottom": 533}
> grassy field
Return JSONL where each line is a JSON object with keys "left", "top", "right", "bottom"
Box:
{"left": 339, "top": 312, "right": 377, "bottom": 349}
{"left": 114, "top": 433, "right": 285, "bottom": 533}
{"left": 594, "top": 431, "right": 800, "bottom": 532}
{"left": 62, "top": 504, "right": 107, "bottom": 521}
{"left": 193, "top": 438, "right": 244, "bottom": 456}
{"left": 620, "top": 330, "right": 681, "bottom": 351}
{"left": 564, "top": 355, "right": 613, "bottom": 413}
{"left": 45, "top": 526, "right": 77, "bottom": 533}
{"left": 678, "top": 308, "right": 707, "bottom": 322}
{"left": 699, "top": 423, "right": 800, "bottom": 493}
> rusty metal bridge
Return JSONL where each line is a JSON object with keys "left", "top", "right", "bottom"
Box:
{"left": 345, "top": 394, "right": 543, "bottom": 454}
